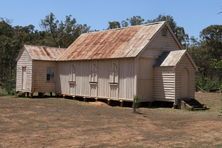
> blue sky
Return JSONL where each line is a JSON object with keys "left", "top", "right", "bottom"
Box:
{"left": 0, "top": 0, "right": 221, "bottom": 38}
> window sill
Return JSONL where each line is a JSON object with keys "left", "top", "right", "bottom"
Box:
{"left": 109, "top": 82, "right": 118, "bottom": 86}
{"left": 89, "top": 82, "right": 98, "bottom": 85}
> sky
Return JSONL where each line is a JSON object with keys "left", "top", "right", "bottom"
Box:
{"left": 0, "top": 0, "right": 221, "bottom": 38}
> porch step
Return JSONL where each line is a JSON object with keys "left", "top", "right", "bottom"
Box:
{"left": 181, "top": 98, "right": 207, "bottom": 111}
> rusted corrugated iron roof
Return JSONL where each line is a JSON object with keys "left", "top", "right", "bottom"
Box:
{"left": 24, "top": 45, "right": 66, "bottom": 61}
{"left": 58, "top": 21, "right": 166, "bottom": 61}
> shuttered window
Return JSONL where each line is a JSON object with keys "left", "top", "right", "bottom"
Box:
{"left": 110, "top": 62, "right": 118, "bottom": 84}
{"left": 90, "top": 62, "right": 98, "bottom": 83}
{"left": 70, "top": 64, "right": 76, "bottom": 81}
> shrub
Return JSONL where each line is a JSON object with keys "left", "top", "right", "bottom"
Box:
{"left": 0, "top": 87, "right": 8, "bottom": 96}
{"left": 1, "top": 80, "right": 16, "bottom": 95}
{"left": 133, "top": 96, "right": 140, "bottom": 113}
{"left": 196, "top": 76, "right": 222, "bottom": 92}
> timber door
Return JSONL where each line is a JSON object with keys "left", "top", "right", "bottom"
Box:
{"left": 22, "top": 67, "right": 27, "bottom": 90}
{"left": 69, "top": 65, "right": 76, "bottom": 96}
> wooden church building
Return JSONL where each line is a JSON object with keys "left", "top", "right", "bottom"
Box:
{"left": 16, "top": 21, "right": 197, "bottom": 106}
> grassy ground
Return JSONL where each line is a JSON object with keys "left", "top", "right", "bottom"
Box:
{"left": 0, "top": 92, "right": 221, "bottom": 148}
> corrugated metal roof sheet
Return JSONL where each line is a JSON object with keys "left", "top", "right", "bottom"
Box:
{"left": 24, "top": 45, "right": 66, "bottom": 61}
{"left": 58, "top": 21, "right": 165, "bottom": 61}
{"left": 160, "top": 50, "right": 186, "bottom": 66}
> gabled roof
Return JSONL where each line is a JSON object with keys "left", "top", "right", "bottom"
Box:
{"left": 58, "top": 21, "right": 170, "bottom": 61}
{"left": 157, "top": 50, "right": 198, "bottom": 70}
{"left": 17, "top": 45, "right": 66, "bottom": 61}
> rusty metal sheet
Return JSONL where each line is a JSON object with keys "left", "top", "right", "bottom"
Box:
{"left": 58, "top": 21, "right": 165, "bottom": 61}
{"left": 24, "top": 45, "right": 66, "bottom": 61}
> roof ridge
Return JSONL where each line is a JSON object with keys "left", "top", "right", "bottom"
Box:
{"left": 82, "top": 21, "right": 166, "bottom": 35}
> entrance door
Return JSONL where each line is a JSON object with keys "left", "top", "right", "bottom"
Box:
{"left": 180, "top": 68, "right": 189, "bottom": 98}
{"left": 22, "top": 67, "right": 27, "bottom": 90}
{"left": 69, "top": 65, "right": 76, "bottom": 96}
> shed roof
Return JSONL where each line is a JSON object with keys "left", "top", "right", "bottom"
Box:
{"left": 23, "top": 45, "right": 66, "bottom": 61}
{"left": 160, "top": 50, "right": 186, "bottom": 66}
{"left": 157, "top": 50, "right": 198, "bottom": 70}
{"left": 58, "top": 21, "right": 167, "bottom": 61}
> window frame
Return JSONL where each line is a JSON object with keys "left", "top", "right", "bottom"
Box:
{"left": 46, "top": 67, "right": 55, "bottom": 82}
{"left": 109, "top": 61, "right": 119, "bottom": 84}
{"left": 90, "top": 61, "right": 98, "bottom": 83}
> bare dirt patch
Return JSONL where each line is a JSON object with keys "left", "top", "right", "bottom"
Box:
{"left": 0, "top": 93, "right": 221, "bottom": 147}
{"left": 88, "top": 101, "right": 110, "bottom": 107}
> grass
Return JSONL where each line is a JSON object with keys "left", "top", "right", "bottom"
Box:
{"left": 195, "top": 92, "right": 222, "bottom": 113}
{"left": 0, "top": 92, "right": 221, "bottom": 147}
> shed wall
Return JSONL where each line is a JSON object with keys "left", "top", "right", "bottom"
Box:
{"left": 175, "top": 54, "right": 196, "bottom": 99}
{"left": 16, "top": 49, "right": 32, "bottom": 92}
{"left": 32, "top": 61, "right": 57, "bottom": 93}
{"left": 137, "top": 27, "right": 181, "bottom": 101}
{"left": 137, "top": 58, "right": 155, "bottom": 101}
{"left": 57, "top": 59, "right": 135, "bottom": 101}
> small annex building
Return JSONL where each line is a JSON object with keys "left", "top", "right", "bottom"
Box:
{"left": 16, "top": 45, "right": 66, "bottom": 96}
{"left": 16, "top": 21, "right": 197, "bottom": 106}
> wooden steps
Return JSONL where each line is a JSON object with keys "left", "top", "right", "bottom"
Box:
{"left": 181, "top": 98, "right": 207, "bottom": 111}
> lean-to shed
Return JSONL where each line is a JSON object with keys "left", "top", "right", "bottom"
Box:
{"left": 56, "top": 21, "right": 197, "bottom": 106}
{"left": 16, "top": 45, "right": 66, "bottom": 95}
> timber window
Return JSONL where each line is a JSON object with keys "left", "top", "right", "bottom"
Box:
{"left": 110, "top": 62, "right": 118, "bottom": 84}
{"left": 46, "top": 67, "right": 55, "bottom": 82}
{"left": 70, "top": 64, "right": 76, "bottom": 81}
{"left": 69, "top": 64, "right": 76, "bottom": 87}
{"left": 90, "top": 62, "right": 98, "bottom": 83}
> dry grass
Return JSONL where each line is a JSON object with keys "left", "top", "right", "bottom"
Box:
{"left": 195, "top": 92, "right": 222, "bottom": 113}
{"left": 0, "top": 92, "right": 221, "bottom": 148}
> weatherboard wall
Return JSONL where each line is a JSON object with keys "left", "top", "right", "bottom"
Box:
{"left": 16, "top": 49, "right": 32, "bottom": 92}
{"left": 175, "top": 54, "right": 196, "bottom": 99}
{"left": 57, "top": 59, "right": 135, "bottom": 101}
{"left": 137, "top": 26, "right": 181, "bottom": 102}
{"left": 32, "top": 61, "right": 57, "bottom": 93}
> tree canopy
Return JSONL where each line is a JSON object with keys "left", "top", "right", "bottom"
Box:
{"left": 0, "top": 13, "right": 221, "bottom": 94}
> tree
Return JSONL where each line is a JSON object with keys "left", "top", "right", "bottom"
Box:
{"left": 0, "top": 13, "right": 90, "bottom": 95}
{"left": 200, "top": 25, "right": 222, "bottom": 80}
{"left": 188, "top": 25, "right": 222, "bottom": 91}
{"left": 200, "top": 25, "right": 222, "bottom": 59}
{"left": 121, "top": 20, "right": 129, "bottom": 27}
{"left": 108, "top": 21, "right": 121, "bottom": 29}
{"left": 41, "top": 13, "right": 90, "bottom": 48}
{"left": 127, "top": 16, "right": 144, "bottom": 26}
{"left": 0, "top": 19, "right": 22, "bottom": 93}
